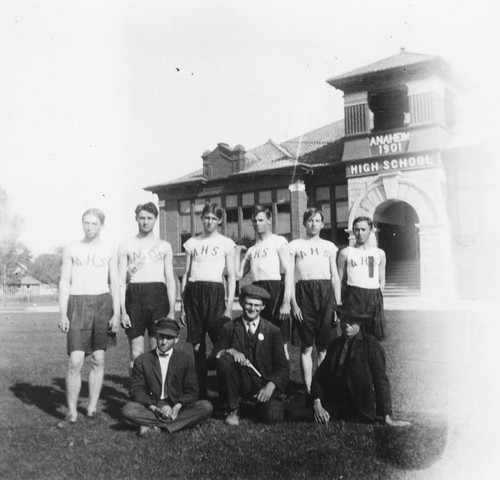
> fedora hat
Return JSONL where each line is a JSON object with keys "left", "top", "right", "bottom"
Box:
{"left": 333, "top": 304, "right": 371, "bottom": 320}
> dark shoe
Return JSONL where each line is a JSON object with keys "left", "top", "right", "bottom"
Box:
{"left": 139, "top": 426, "right": 162, "bottom": 437}
{"left": 56, "top": 414, "right": 77, "bottom": 429}
{"left": 225, "top": 410, "right": 240, "bottom": 426}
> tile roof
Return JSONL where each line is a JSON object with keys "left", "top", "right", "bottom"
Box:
{"left": 146, "top": 119, "right": 345, "bottom": 189}
{"left": 327, "top": 50, "right": 442, "bottom": 87}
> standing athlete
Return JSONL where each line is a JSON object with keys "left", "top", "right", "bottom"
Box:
{"left": 236, "top": 205, "right": 293, "bottom": 358}
{"left": 337, "top": 216, "right": 386, "bottom": 340}
{"left": 118, "top": 202, "right": 176, "bottom": 375}
{"left": 180, "top": 203, "right": 236, "bottom": 399}
{"left": 58, "top": 208, "right": 120, "bottom": 425}
{"left": 290, "top": 208, "right": 341, "bottom": 394}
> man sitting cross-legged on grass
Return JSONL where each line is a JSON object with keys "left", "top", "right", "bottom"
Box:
{"left": 212, "top": 285, "right": 289, "bottom": 426}
{"left": 122, "top": 318, "right": 213, "bottom": 436}
{"left": 291, "top": 305, "right": 409, "bottom": 427}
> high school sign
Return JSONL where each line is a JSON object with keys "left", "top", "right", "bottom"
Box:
{"left": 346, "top": 152, "right": 440, "bottom": 178}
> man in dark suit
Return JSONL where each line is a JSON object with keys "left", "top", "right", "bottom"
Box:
{"left": 122, "top": 318, "right": 212, "bottom": 436}
{"left": 309, "top": 305, "right": 409, "bottom": 426}
{"left": 213, "top": 284, "right": 289, "bottom": 426}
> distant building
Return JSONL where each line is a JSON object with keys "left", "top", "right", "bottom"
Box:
{"left": 146, "top": 50, "right": 497, "bottom": 300}
{"left": 6, "top": 275, "right": 42, "bottom": 296}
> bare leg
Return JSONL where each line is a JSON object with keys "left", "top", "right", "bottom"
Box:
{"left": 317, "top": 348, "right": 327, "bottom": 366}
{"left": 129, "top": 335, "right": 146, "bottom": 377}
{"left": 300, "top": 346, "right": 313, "bottom": 394}
{"left": 87, "top": 350, "right": 105, "bottom": 415}
{"left": 66, "top": 351, "right": 85, "bottom": 420}
{"left": 284, "top": 343, "right": 289, "bottom": 361}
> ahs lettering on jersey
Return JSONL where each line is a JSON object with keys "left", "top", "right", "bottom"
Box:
{"left": 127, "top": 241, "right": 170, "bottom": 284}
{"left": 184, "top": 234, "right": 236, "bottom": 283}
{"left": 69, "top": 242, "right": 113, "bottom": 295}
{"left": 289, "top": 238, "right": 338, "bottom": 281}
{"left": 245, "top": 234, "right": 288, "bottom": 281}
{"left": 346, "top": 246, "right": 381, "bottom": 289}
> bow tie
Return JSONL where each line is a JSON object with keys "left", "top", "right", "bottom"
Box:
{"left": 158, "top": 352, "right": 170, "bottom": 358}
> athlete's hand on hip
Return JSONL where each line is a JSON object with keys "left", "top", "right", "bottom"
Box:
{"left": 58, "top": 316, "right": 70, "bottom": 334}
{"left": 179, "top": 310, "right": 187, "bottom": 326}
{"left": 120, "top": 312, "right": 132, "bottom": 329}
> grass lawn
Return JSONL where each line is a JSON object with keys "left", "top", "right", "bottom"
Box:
{"left": 1, "top": 307, "right": 499, "bottom": 480}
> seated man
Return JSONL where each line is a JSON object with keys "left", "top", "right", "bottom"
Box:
{"left": 293, "top": 305, "right": 409, "bottom": 427}
{"left": 122, "top": 318, "right": 213, "bottom": 436}
{"left": 213, "top": 285, "right": 289, "bottom": 426}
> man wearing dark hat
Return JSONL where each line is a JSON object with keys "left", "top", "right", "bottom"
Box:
{"left": 122, "top": 318, "right": 213, "bottom": 436}
{"left": 307, "top": 305, "right": 409, "bottom": 426}
{"left": 212, "top": 284, "right": 290, "bottom": 426}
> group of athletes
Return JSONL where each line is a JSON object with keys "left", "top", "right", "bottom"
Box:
{"left": 57, "top": 201, "right": 392, "bottom": 431}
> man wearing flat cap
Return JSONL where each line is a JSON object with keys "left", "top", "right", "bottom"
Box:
{"left": 305, "top": 305, "right": 409, "bottom": 426}
{"left": 212, "top": 284, "right": 290, "bottom": 426}
{"left": 122, "top": 318, "right": 212, "bottom": 436}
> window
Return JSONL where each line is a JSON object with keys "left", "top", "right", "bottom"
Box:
{"left": 226, "top": 208, "right": 238, "bottom": 241}
{"left": 369, "top": 88, "right": 409, "bottom": 132}
{"left": 276, "top": 188, "right": 290, "bottom": 204}
{"left": 258, "top": 190, "right": 272, "bottom": 205}
{"left": 194, "top": 199, "right": 206, "bottom": 234}
{"left": 225, "top": 194, "right": 238, "bottom": 208}
{"left": 242, "top": 192, "right": 254, "bottom": 206}
{"left": 242, "top": 207, "right": 254, "bottom": 240}
{"left": 276, "top": 203, "right": 291, "bottom": 235}
{"left": 179, "top": 200, "right": 191, "bottom": 234}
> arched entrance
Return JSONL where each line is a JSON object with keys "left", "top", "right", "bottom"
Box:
{"left": 374, "top": 200, "right": 420, "bottom": 293}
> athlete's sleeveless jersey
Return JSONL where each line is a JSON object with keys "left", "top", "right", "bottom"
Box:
{"left": 127, "top": 239, "right": 171, "bottom": 284}
{"left": 184, "top": 234, "right": 235, "bottom": 283}
{"left": 346, "top": 246, "right": 381, "bottom": 289}
{"left": 69, "top": 241, "right": 113, "bottom": 295}
{"left": 289, "top": 238, "right": 338, "bottom": 281}
{"left": 245, "top": 234, "right": 288, "bottom": 281}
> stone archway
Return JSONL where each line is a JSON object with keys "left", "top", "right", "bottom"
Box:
{"left": 347, "top": 172, "right": 455, "bottom": 297}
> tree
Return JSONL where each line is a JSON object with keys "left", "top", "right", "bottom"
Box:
{"left": 0, "top": 187, "right": 32, "bottom": 286}
{"left": 30, "top": 249, "right": 63, "bottom": 285}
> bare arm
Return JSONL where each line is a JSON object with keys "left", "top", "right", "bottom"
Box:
{"left": 337, "top": 248, "right": 349, "bottom": 302}
{"left": 329, "top": 249, "right": 342, "bottom": 306}
{"left": 223, "top": 246, "right": 236, "bottom": 319}
{"left": 278, "top": 243, "right": 292, "bottom": 318}
{"left": 117, "top": 242, "right": 131, "bottom": 328}
{"left": 108, "top": 251, "right": 120, "bottom": 332}
{"left": 235, "top": 246, "right": 251, "bottom": 281}
{"left": 58, "top": 246, "right": 72, "bottom": 333}
{"left": 289, "top": 252, "right": 302, "bottom": 321}
{"left": 163, "top": 242, "right": 176, "bottom": 320}
{"left": 378, "top": 249, "right": 386, "bottom": 292}
{"left": 179, "top": 252, "right": 192, "bottom": 325}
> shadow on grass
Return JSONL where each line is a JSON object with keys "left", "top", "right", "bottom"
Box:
{"left": 10, "top": 375, "right": 130, "bottom": 422}
{"left": 375, "top": 414, "right": 448, "bottom": 470}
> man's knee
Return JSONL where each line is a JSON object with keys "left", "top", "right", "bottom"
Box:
{"left": 122, "top": 401, "right": 142, "bottom": 421}
{"left": 67, "top": 351, "right": 85, "bottom": 374}
{"left": 90, "top": 350, "right": 105, "bottom": 369}
{"left": 196, "top": 399, "right": 214, "bottom": 417}
{"left": 130, "top": 337, "right": 144, "bottom": 360}
{"left": 216, "top": 354, "right": 235, "bottom": 374}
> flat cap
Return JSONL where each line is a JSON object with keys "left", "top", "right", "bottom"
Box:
{"left": 240, "top": 284, "right": 271, "bottom": 302}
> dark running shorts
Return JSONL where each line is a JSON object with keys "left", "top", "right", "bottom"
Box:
{"left": 125, "top": 282, "right": 170, "bottom": 340}
{"left": 292, "top": 280, "right": 334, "bottom": 349}
{"left": 67, "top": 293, "right": 116, "bottom": 355}
{"left": 184, "top": 281, "right": 228, "bottom": 345}
{"left": 252, "top": 280, "right": 290, "bottom": 343}
{"left": 343, "top": 285, "right": 386, "bottom": 340}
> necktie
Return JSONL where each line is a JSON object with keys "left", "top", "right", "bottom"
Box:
{"left": 247, "top": 322, "right": 255, "bottom": 336}
{"left": 337, "top": 339, "right": 350, "bottom": 374}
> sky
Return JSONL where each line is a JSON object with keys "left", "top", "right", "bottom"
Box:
{"left": 1, "top": 0, "right": 498, "bottom": 255}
